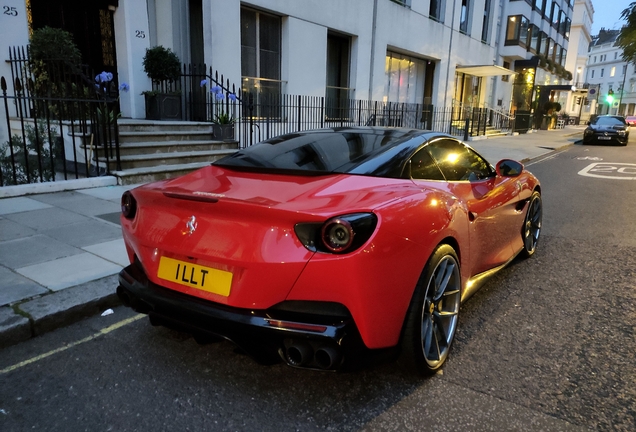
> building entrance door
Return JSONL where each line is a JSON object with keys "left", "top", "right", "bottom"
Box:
{"left": 29, "top": 0, "right": 118, "bottom": 80}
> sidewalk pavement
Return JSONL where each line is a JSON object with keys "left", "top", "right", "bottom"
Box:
{"left": 0, "top": 126, "right": 584, "bottom": 348}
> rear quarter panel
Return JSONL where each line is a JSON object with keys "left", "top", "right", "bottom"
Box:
{"left": 286, "top": 188, "right": 470, "bottom": 349}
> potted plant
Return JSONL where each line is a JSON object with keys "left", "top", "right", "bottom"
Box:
{"left": 201, "top": 80, "right": 238, "bottom": 141}
{"left": 142, "top": 46, "right": 182, "bottom": 120}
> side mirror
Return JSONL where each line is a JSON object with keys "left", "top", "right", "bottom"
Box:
{"left": 586, "top": 121, "right": 591, "bottom": 125}
{"left": 496, "top": 159, "right": 524, "bottom": 177}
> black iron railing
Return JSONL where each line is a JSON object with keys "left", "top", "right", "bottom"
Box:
{"left": 1, "top": 47, "right": 120, "bottom": 186}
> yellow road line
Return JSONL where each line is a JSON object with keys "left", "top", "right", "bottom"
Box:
{"left": 0, "top": 313, "right": 146, "bottom": 375}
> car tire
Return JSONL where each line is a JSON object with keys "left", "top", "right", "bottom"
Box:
{"left": 399, "top": 244, "right": 461, "bottom": 376}
{"left": 520, "top": 191, "right": 542, "bottom": 258}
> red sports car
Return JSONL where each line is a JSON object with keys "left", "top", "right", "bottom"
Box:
{"left": 625, "top": 115, "right": 636, "bottom": 126}
{"left": 117, "top": 127, "right": 542, "bottom": 374}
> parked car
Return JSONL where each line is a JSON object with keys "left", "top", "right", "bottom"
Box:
{"left": 117, "top": 127, "right": 542, "bottom": 375}
{"left": 583, "top": 115, "right": 629, "bottom": 145}
{"left": 625, "top": 115, "right": 636, "bottom": 126}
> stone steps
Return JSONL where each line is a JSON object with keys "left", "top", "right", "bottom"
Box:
{"left": 104, "top": 120, "right": 238, "bottom": 184}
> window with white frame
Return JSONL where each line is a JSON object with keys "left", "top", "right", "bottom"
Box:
{"left": 384, "top": 51, "right": 426, "bottom": 104}
{"left": 601, "top": 68, "right": 604, "bottom": 77}
{"left": 610, "top": 66, "right": 615, "bottom": 77}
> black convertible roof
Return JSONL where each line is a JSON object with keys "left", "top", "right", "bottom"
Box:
{"left": 215, "top": 127, "right": 446, "bottom": 178}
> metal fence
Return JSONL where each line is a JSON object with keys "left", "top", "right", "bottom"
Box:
{"left": 1, "top": 46, "right": 119, "bottom": 187}
{"left": 1, "top": 49, "right": 519, "bottom": 186}
{"left": 234, "top": 96, "right": 515, "bottom": 148}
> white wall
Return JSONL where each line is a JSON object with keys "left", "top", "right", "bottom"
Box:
{"left": 0, "top": 0, "right": 30, "bottom": 145}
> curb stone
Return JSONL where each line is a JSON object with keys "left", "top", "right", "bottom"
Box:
{"left": 0, "top": 307, "right": 31, "bottom": 349}
{"left": 1, "top": 274, "right": 122, "bottom": 348}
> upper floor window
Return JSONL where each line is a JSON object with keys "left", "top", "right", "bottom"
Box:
{"left": 601, "top": 68, "right": 604, "bottom": 77}
{"left": 547, "top": 39, "right": 554, "bottom": 60}
{"left": 591, "top": 69, "right": 595, "bottom": 78}
{"left": 551, "top": 2, "right": 560, "bottom": 28}
{"left": 430, "top": 0, "right": 444, "bottom": 22}
{"left": 564, "top": 17, "right": 571, "bottom": 39}
{"left": 529, "top": 25, "right": 539, "bottom": 53}
{"left": 538, "top": 31, "right": 548, "bottom": 56}
{"left": 505, "top": 15, "right": 529, "bottom": 47}
{"left": 459, "top": 0, "right": 471, "bottom": 34}
{"left": 615, "top": 52, "right": 618, "bottom": 59}
{"left": 502, "top": 60, "right": 511, "bottom": 82}
{"left": 534, "top": 0, "right": 548, "bottom": 16}
{"left": 610, "top": 66, "right": 616, "bottom": 77}
{"left": 560, "top": 47, "right": 567, "bottom": 65}
{"left": 481, "top": 0, "right": 492, "bottom": 42}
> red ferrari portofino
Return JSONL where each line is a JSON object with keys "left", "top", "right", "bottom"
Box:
{"left": 118, "top": 127, "right": 542, "bottom": 374}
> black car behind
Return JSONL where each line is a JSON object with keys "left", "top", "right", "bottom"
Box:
{"left": 583, "top": 115, "right": 629, "bottom": 145}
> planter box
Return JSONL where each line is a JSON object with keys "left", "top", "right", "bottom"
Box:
{"left": 212, "top": 124, "right": 235, "bottom": 141}
{"left": 144, "top": 93, "right": 182, "bottom": 120}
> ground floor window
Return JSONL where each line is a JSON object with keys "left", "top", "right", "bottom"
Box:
{"left": 384, "top": 52, "right": 426, "bottom": 104}
{"left": 240, "top": 7, "right": 282, "bottom": 97}
{"left": 454, "top": 73, "right": 482, "bottom": 108}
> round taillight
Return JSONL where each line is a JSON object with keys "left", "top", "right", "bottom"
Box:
{"left": 321, "top": 218, "right": 354, "bottom": 253}
{"left": 121, "top": 191, "right": 137, "bottom": 219}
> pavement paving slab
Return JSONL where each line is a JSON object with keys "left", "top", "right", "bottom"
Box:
{"left": 82, "top": 238, "right": 130, "bottom": 267}
{"left": 30, "top": 191, "right": 121, "bottom": 216}
{"left": 0, "top": 235, "right": 83, "bottom": 269}
{"left": 0, "top": 196, "right": 53, "bottom": 215}
{"left": 76, "top": 184, "right": 141, "bottom": 202}
{"left": 4, "top": 206, "right": 90, "bottom": 230}
{"left": 0, "top": 217, "right": 37, "bottom": 242}
{"left": 16, "top": 252, "right": 122, "bottom": 292}
{"left": 0, "top": 266, "right": 49, "bottom": 306}
{"left": 40, "top": 218, "right": 123, "bottom": 248}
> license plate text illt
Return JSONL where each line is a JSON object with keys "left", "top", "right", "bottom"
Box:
{"left": 157, "top": 256, "right": 232, "bottom": 296}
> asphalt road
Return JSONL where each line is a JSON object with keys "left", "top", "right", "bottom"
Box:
{"left": 1, "top": 138, "right": 635, "bottom": 431}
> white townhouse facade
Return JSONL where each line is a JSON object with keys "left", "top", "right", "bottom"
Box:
{"left": 0, "top": 0, "right": 581, "bottom": 145}
{"left": 586, "top": 29, "right": 634, "bottom": 116}
{"left": 562, "top": 0, "right": 593, "bottom": 121}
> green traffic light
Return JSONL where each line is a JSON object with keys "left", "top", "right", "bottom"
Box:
{"left": 607, "top": 95, "right": 614, "bottom": 104}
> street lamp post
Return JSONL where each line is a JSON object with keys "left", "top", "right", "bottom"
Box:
{"left": 618, "top": 62, "right": 629, "bottom": 115}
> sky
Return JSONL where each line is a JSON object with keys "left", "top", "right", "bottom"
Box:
{"left": 591, "top": 0, "right": 632, "bottom": 33}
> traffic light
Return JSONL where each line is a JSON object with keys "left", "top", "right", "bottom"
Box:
{"left": 607, "top": 89, "right": 614, "bottom": 105}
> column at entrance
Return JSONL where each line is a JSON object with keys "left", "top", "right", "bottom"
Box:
{"left": 113, "top": 1, "right": 151, "bottom": 119}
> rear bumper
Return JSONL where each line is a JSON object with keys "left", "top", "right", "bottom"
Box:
{"left": 117, "top": 262, "right": 370, "bottom": 370}
{"left": 584, "top": 133, "right": 628, "bottom": 144}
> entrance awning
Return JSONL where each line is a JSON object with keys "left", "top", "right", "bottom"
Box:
{"left": 456, "top": 65, "right": 516, "bottom": 77}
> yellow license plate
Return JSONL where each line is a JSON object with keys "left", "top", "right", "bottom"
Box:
{"left": 157, "top": 256, "right": 233, "bottom": 297}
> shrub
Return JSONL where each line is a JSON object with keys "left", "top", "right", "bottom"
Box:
{"left": 142, "top": 46, "right": 181, "bottom": 84}
{"left": 0, "top": 121, "right": 59, "bottom": 186}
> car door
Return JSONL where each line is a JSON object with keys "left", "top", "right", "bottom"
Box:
{"left": 422, "top": 139, "right": 521, "bottom": 276}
